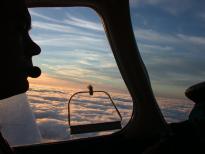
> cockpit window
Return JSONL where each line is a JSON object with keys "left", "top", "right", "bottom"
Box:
{"left": 24, "top": 7, "right": 133, "bottom": 144}
{"left": 130, "top": 0, "right": 205, "bottom": 122}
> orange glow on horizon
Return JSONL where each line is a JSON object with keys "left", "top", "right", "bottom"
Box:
{"left": 28, "top": 73, "right": 81, "bottom": 90}
{"left": 28, "top": 73, "right": 129, "bottom": 95}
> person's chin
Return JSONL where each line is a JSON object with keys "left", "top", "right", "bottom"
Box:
{"left": 17, "top": 78, "right": 29, "bottom": 92}
{"left": 14, "top": 77, "right": 29, "bottom": 93}
{"left": 0, "top": 78, "right": 29, "bottom": 100}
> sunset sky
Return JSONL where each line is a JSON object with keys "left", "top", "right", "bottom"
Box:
{"left": 5, "top": 0, "right": 203, "bottom": 145}
{"left": 29, "top": 0, "right": 205, "bottom": 99}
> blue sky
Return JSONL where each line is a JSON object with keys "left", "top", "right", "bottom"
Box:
{"left": 29, "top": 0, "right": 205, "bottom": 99}
{"left": 130, "top": 0, "right": 205, "bottom": 98}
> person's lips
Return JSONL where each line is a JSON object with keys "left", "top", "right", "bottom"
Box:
{"left": 27, "top": 66, "right": 41, "bottom": 78}
{"left": 22, "top": 57, "right": 41, "bottom": 78}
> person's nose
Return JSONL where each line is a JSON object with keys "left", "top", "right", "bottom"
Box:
{"left": 26, "top": 36, "right": 41, "bottom": 57}
{"left": 28, "top": 40, "right": 41, "bottom": 56}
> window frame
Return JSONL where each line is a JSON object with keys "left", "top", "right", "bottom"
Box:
{"left": 13, "top": 0, "right": 169, "bottom": 150}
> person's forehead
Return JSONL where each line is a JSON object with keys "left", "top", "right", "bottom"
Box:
{"left": 11, "top": 6, "right": 32, "bottom": 30}
{"left": 24, "top": 10, "right": 32, "bottom": 29}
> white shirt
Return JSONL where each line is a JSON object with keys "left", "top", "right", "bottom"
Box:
{"left": 0, "top": 93, "right": 42, "bottom": 146}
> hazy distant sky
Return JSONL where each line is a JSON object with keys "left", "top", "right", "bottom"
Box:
{"left": 29, "top": 0, "right": 205, "bottom": 99}
{"left": 131, "top": 0, "right": 205, "bottom": 98}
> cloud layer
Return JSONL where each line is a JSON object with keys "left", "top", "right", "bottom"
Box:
{"left": 27, "top": 85, "right": 132, "bottom": 142}
{"left": 26, "top": 84, "right": 193, "bottom": 143}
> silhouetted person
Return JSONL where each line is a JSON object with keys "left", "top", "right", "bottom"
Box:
{"left": 0, "top": 0, "right": 42, "bottom": 147}
{"left": 185, "top": 82, "right": 205, "bottom": 141}
{"left": 143, "top": 82, "right": 205, "bottom": 154}
{"left": 0, "top": 0, "right": 41, "bottom": 100}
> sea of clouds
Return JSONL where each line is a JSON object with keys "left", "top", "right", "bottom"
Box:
{"left": 27, "top": 85, "right": 132, "bottom": 142}
{"left": 26, "top": 85, "right": 194, "bottom": 143}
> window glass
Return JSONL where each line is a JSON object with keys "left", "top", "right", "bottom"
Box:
{"left": 26, "top": 7, "right": 133, "bottom": 144}
{"left": 130, "top": 0, "right": 205, "bottom": 122}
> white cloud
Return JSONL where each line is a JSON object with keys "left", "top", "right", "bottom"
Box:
{"left": 156, "top": 97, "right": 193, "bottom": 123}
{"left": 135, "top": 28, "right": 205, "bottom": 48}
{"left": 26, "top": 85, "right": 193, "bottom": 143}
{"left": 177, "top": 34, "right": 205, "bottom": 45}
{"left": 31, "top": 24, "right": 109, "bottom": 57}
{"left": 1, "top": 86, "right": 193, "bottom": 144}
{"left": 32, "top": 21, "right": 75, "bottom": 33}
{"left": 64, "top": 14, "right": 104, "bottom": 32}
{"left": 130, "top": 0, "right": 137, "bottom": 7}
{"left": 27, "top": 85, "right": 133, "bottom": 141}
{"left": 139, "top": 43, "right": 173, "bottom": 53}
{"left": 33, "top": 33, "right": 106, "bottom": 48}
{"left": 30, "top": 9, "right": 104, "bottom": 32}
{"left": 29, "top": 10, "right": 61, "bottom": 23}
{"left": 198, "top": 13, "right": 205, "bottom": 21}
{"left": 136, "top": 0, "right": 193, "bottom": 15}
{"left": 135, "top": 28, "right": 178, "bottom": 44}
{"left": 37, "top": 118, "right": 69, "bottom": 141}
